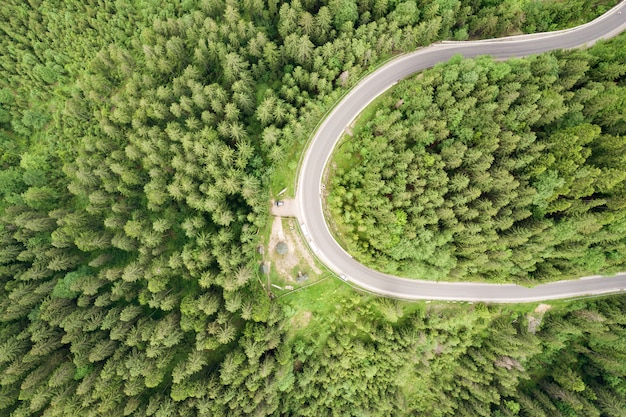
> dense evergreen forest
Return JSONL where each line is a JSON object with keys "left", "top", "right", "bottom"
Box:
{"left": 329, "top": 36, "right": 626, "bottom": 283}
{"left": 0, "top": 0, "right": 624, "bottom": 415}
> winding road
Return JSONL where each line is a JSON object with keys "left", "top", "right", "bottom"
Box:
{"left": 296, "top": 2, "right": 626, "bottom": 302}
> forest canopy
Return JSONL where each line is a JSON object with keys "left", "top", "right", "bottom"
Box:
{"left": 0, "top": 0, "right": 624, "bottom": 416}
{"left": 329, "top": 36, "right": 626, "bottom": 283}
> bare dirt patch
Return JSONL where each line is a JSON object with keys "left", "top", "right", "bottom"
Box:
{"left": 270, "top": 199, "right": 299, "bottom": 217}
{"left": 268, "top": 216, "right": 322, "bottom": 282}
{"left": 534, "top": 303, "right": 552, "bottom": 314}
{"left": 528, "top": 303, "right": 552, "bottom": 334}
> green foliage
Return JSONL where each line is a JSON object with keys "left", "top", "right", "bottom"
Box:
{"left": 329, "top": 35, "right": 626, "bottom": 283}
{"left": 0, "top": 0, "right": 624, "bottom": 416}
{"left": 52, "top": 267, "right": 88, "bottom": 299}
{"left": 329, "top": 0, "right": 359, "bottom": 30}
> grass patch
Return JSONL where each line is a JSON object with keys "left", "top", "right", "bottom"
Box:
{"left": 279, "top": 274, "right": 354, "bottom": 339}
{"left": 280, "top": 275, "right": 349, "bottom": 313}
{"left": 269, "top": 137, "right": 302, "bottom": 198}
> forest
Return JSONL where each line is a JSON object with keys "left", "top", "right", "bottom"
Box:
{"left": 0, "top": 0, "right": 624, "bottom": 415}
{"left": 329, "top": 36, "right": 626, "bottom": 283}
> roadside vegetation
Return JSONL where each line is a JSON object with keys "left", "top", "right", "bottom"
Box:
{"left": 329, "top": 34, "right": 626, "bottom": 283}
{"left": 0, "top": 0, "right": 624, "bottom": 416}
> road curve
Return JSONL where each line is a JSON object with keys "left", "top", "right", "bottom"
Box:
{"left": 296, "top": 2, "right": 626, "bottom": 302}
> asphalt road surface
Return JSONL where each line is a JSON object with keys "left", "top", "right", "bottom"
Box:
{"left": 296, "top": 2, "right": 626, "bottom": 302}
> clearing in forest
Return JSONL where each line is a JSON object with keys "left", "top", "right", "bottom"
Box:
{"left": 268, "top": 216, "right": 322, "bottom": 286}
